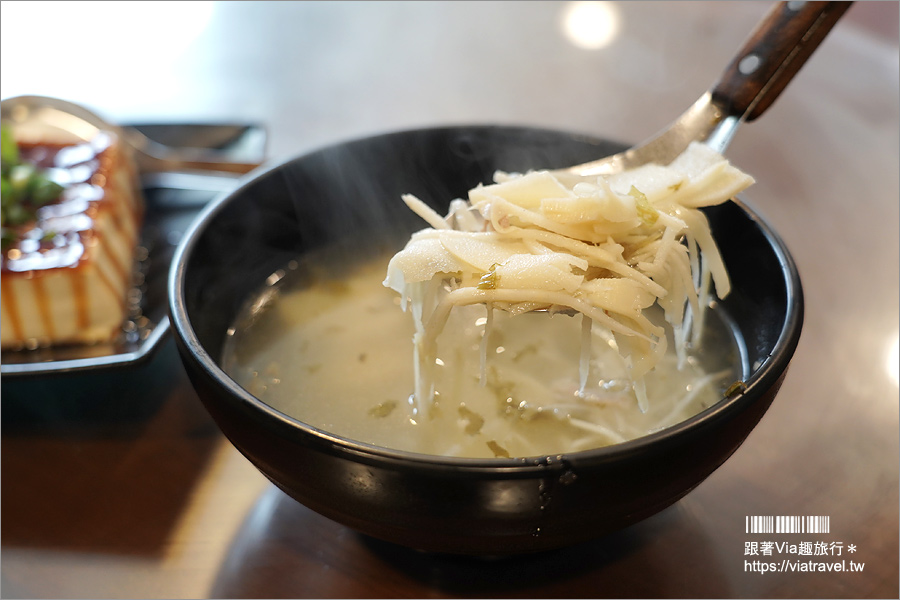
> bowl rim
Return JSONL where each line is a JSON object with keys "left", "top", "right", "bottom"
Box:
{"left": 168, "top": 125, "right": 804, "bottom": 472}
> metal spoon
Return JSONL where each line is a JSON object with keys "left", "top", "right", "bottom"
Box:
{"left": 561, "top": 1, "right": 853, "bottom": 177}
{"left": 0, "top": 95, "right": 262, "bottom": 175}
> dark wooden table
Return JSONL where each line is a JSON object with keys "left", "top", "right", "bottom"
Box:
{"left": 2, "top": 2, "right": 897, "bottom": 597}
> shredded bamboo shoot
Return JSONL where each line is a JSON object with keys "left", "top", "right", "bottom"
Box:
{"left": 386, "top": 141, "right": 753, "bottom": 414}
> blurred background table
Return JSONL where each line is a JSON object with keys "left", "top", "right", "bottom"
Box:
{"left": 1, "top": 1, "right": 897, "bottom": 598}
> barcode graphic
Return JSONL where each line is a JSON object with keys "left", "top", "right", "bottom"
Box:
{"left": 745, "top": 515, "right": 830, "bottom": 534}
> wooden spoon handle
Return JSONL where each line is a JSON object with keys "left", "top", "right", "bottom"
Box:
{"left": 712, "top": 1, "right": 853, "bottom": 122}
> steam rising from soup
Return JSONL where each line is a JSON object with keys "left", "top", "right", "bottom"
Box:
{"left": 223, "top": 141, "right": 754, "bottom": 459}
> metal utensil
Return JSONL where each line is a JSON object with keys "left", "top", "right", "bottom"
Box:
{"left": 0, "top": 95, "right": 263, "bottom": 175}
{"left": 562, "top": 1, "right": 853, "bottom": 177}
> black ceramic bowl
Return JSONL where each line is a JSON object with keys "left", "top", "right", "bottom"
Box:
{"left": 168, "top": 126, "right": 803, "bottom": 555}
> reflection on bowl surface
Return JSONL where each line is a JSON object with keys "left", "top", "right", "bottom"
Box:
{"left": 169, "top": 126, "right": 803, "bottom": 555}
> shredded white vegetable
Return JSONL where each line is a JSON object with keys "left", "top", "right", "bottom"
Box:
{"left": 384, "top": 141, "right": 754, "bottom": 414}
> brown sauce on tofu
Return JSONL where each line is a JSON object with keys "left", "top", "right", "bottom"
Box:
{"left": 1, "top": 132, "right": 142, "bottom": 348}
{"left": 2, "top": 133, "right": 126, "bottom": 275}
